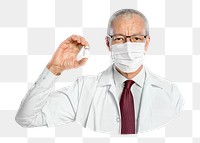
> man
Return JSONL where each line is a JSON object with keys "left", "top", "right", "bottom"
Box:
{"left": 15, "top": 9, "right": 183, "bottom": 135}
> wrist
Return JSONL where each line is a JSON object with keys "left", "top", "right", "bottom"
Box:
{"left": 46, "top": 63, "right": 63, "bottom": 76}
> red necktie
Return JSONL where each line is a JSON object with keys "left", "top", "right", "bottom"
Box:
{"left": 120, "top": 80, "right": 135, "bottom": 134}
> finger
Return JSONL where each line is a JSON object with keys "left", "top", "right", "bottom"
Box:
{"left": 61, "top": 34, "right": 79, "bottom": 45}
{"left": 61, "top": 35, "right": 76, "bottom": 44}
{"left": 79, "top": 37, "right": 89, "bottom": 47}
{"left": 77, "top": 58, "right": 88, "bottom": 67}
{"left": 80, "top": 37, "right": 86, "bottom": 46}
{"left": 74, "top": 36, "right": 89, "bottom": 50}
{"left": 60, "top": 35, "right": 89, "bottom": 50}
{"left": 73, "top": 35, "right": 82, "bottom": 44}
{"left": 71, "top": 35, "right": 86, "bottom": 45}
{"left": 80, "top": 37, "right": 89, "bottom": 47}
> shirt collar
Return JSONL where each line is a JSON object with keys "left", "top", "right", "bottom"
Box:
{"left": 113, "top": 65, "right": 146, "bottom": 88}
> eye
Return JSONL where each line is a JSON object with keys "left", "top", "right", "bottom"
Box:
{"left": 113, "top": 36, "right": 125, "bottom": 41}
{"left": 134, "top": 37, "right": 142, "bottom": 41}
{"left": 132, "top": 36, "right": 145, "bottom": 42}
{"left": 114, "top": 37, "right": 124, "bottom": 41}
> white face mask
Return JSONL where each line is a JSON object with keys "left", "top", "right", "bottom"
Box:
{"left": 110, "top": 42, "right": 146, "bottom": 73}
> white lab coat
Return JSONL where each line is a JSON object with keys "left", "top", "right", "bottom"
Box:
{"left": 15, "top": 63, "right": 183, "bottom": 135}
{"left": 41, "top": 64, "right": 183, "bottom": 134}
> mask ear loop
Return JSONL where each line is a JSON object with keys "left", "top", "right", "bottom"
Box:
{"left": 107, "top": 36, "right": 115, "bottom": 62}
{"left": 109, "top": 38, "right": 112, "bottom": 47}
{"left": 107, "top": 36, "right": 113, "bottom": 51}
{"left": 143, "top": 39, "right": 147, "bottom": 55}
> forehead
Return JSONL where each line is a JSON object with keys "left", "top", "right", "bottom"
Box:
{"left": 111, "top": 14, "right": 145, "bottom": 35}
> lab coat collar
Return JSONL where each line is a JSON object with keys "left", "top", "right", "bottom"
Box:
{"left": 98, "top": 63, "right": 164, "bottom": 90}
{"left": 113, "top": 65, "right": 145, "bottom": 88}
{"left": 98, "top": 64, "right": 115, "bottom": 87}
{"left": 144, "top": 66, "right": 169, "bottom": 91}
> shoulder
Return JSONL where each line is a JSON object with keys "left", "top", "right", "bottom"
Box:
{"left": 145, "top": 67, "right": 184, "bottom": 109}
{"left": 145, "top": 67, "right": 179, "bottom": 95}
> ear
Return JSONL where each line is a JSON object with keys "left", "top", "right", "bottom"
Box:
{"left": 145, "top": 36, "right": 150, "bottom": 51}
{"left": 105, "top": 36, "right": 111, "bottom": 51}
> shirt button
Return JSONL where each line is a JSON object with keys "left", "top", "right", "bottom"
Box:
{"left": 116, "top": 117, "right": 120, "bottom": 122}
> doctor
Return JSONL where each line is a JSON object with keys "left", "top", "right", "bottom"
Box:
{"left": 15, "top": 9, "right": 183, "bottom": 135}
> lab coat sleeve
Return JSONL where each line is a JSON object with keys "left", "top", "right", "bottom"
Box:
{"left": 15, "top": 66, "right": 83, "bottom": 128}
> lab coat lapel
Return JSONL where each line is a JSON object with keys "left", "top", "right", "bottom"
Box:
{"left": 108, "top": 81, "right": 121, "bottom": 118}
{"left": 138, "top": 66, "right": 164, "bottom": 131}
{"left": 98, "top": 64, "right": 121, "bottom": 119}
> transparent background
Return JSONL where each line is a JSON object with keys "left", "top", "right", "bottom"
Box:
{"left": 0, "top": 0, "right": 199, "bottom": 143}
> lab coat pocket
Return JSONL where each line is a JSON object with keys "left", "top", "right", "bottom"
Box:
{"left": 152, "top": 109, "right": 175, "bottom": 128}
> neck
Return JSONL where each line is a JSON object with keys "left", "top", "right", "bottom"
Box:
{"left": 115, "top": 65, "right": 143, "bottom": 80}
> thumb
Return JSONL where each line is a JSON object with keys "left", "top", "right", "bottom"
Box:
{"left": 78, "top": 58, "right": 88, "bottom": 66}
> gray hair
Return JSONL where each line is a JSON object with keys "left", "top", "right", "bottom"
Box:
{"left": 107, "top": 9, "right": 149, "bottom": 36}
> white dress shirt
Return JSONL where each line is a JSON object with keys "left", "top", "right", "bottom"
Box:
{"left": 113, "top": 65, "right": 145, "bottom": 132}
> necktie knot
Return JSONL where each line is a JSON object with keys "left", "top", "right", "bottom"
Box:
{"left": 124, "top": 80, "right": 134, "bottom": 90}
